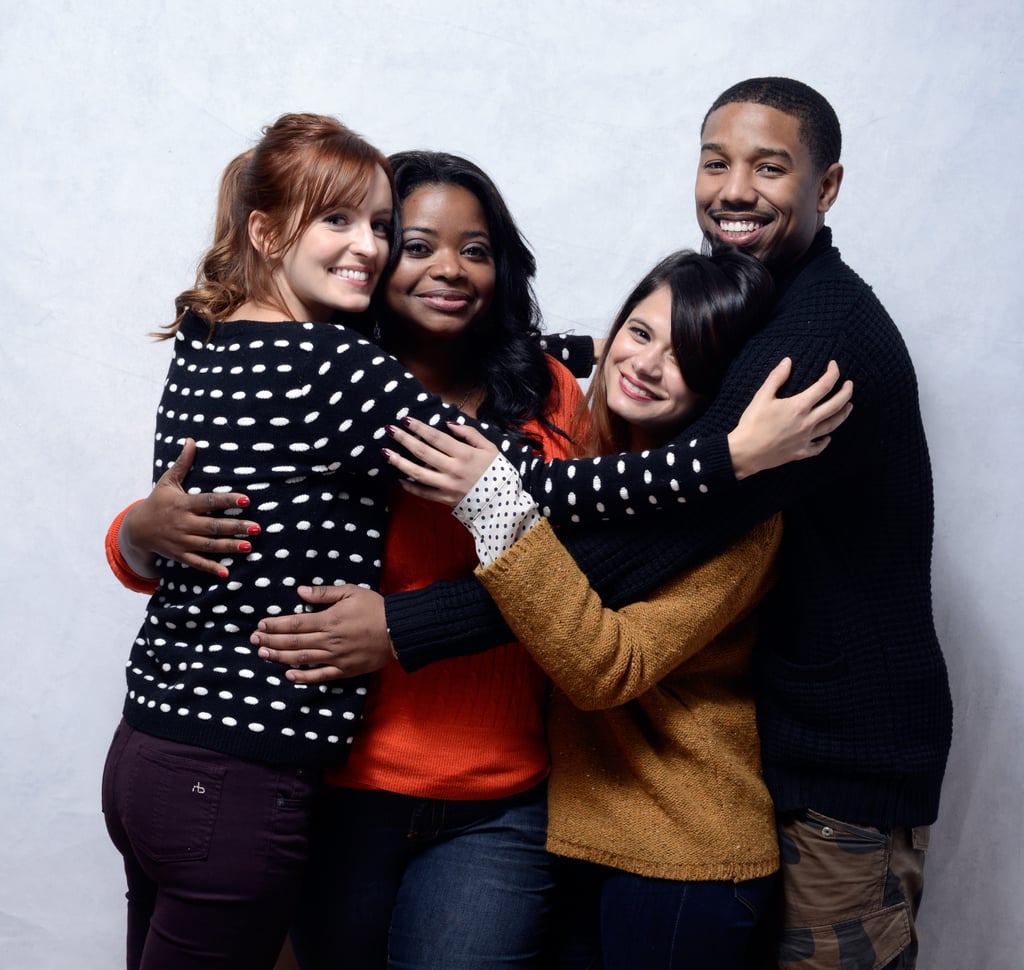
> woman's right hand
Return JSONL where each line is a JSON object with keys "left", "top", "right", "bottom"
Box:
{"left": 119, "top": 438, "right": 259, "bottom": 579}
{"left": 727, "top": 358, "right": 854, "bottom": 480}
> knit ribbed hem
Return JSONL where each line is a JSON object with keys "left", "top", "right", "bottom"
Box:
{"left": 547, "top": 834, "right": 779, "bottom": 884}
{"left": 386, "top": 576, "right": 514, "bottom": 673}
{"left": 122, "top": 692, "right": 366, "bottom": 769}
{"left": 762, "top": 764, "right": 947, "bottom": 828}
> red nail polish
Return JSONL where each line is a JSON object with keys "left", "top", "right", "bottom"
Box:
{"left": 247, "top": 525, "right": 261, "bottom": 535}
{"left": 381, "top": 448, "right": 392, "bottom": 459}
{"left": 385, "top": 425, "right": 396, "bottom": 437}
{"left": 218, "top": 569, "right": 228, "bottom": 579}
{"left": 238, "top": 541, "right": 252, "bottom": 553}
{"left": 236, "top": 496, "right": 250, "bottom": 507}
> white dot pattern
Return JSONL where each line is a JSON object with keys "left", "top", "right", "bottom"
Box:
{"left": 510, "top": 434, "right": 729, "bottom": 526}
{"left": 453, "top": 453, "right": 542, "bottom": 566}
{"left": 125, "top": 312, "right": 491, "bottom": 767}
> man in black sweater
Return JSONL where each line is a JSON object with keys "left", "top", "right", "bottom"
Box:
{"left": 257, "top": 78, "right": 952, "bottom": 969}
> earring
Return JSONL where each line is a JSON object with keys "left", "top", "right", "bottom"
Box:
{"left": 372, "top": 320, "right": 382, "bottom": 342}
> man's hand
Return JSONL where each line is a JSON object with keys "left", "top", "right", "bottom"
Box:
{"left": 252, "top": 585, "right": 396, "bottom": 681}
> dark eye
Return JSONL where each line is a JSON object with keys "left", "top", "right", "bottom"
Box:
{"left": 324, "top": 213, "right": 349, "bottom": 227}
{"left": 628, "top": 325, "right": 650, "bottom": 342}
{"left": 462, "top": 243, "right": 492, "bottom": 260}
{"left": 702, "top": 159, "right": 727, "bottom": 171}
{"left": 758, "top": 163, "right": 785, "bottom": 175}
{"left": 401, "top": 240, "right": 431, "bottom": 257}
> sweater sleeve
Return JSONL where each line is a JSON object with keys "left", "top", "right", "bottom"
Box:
{"left": 537, "top": 333, "right": 596, "bottom": 379}
{"left": 105, "top": 502, "right": 160, "bottom": 595}
{"left": 507, "top": 431, "right": 737, "bottom": 526}
{"left": 476, "top": 516, "right": 782, "bottom": 710}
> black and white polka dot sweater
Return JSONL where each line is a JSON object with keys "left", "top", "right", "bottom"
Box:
{"left": 124, "top": 313, "right": 730, "bottom": 767}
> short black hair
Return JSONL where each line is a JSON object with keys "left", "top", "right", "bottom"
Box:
{"left": 702, "top": 77, "right": 841, "bottom": 171}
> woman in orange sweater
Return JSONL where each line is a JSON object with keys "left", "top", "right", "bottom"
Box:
{"left": 291, "top": 151, "right": 582, "bottom": 969}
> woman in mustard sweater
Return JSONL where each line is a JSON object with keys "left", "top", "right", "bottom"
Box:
{"left": 385, "top": 248, "right": 784, "bottom": 969}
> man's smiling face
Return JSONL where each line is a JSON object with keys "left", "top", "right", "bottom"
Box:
{"left": 695, "top": 101, "right": 842, "bottom": 270}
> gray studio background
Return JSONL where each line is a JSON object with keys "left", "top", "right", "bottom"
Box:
{"left": 2, "top": 1, "right": 1021, "bottom": 967}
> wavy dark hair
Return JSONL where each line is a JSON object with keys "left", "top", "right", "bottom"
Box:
{"left": 582, "top": 248, "right": 775, "bottom": 455}
{"left": 379, "top": 150, "right": 563, "bottom": 446}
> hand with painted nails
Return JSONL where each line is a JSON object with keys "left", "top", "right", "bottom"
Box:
{"left": 727, "top": 358, "right": 854, "bottom": 480}
{"left": 117, "top": 438, "right": 260, "bottom": 579}
{"left": 252, "top": 584, "right": 395, "bottom": 681}
{"left": 383, "top": 419, "right": 499, "bottom": 507}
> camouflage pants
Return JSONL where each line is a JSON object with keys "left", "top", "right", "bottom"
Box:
{"left": 775, "top": 810, "right": 928, "bottom": 970}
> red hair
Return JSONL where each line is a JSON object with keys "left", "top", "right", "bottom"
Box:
{"left": 158, "top": 113, "right": 394, "bottom": 338}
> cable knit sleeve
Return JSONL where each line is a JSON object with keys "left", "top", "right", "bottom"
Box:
{"left": 475, "top": 515, "right": 782, "bottom": 710}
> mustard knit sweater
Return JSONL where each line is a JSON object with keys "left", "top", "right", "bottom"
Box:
{"left": 475, "top": 514, "right": 783, "bottom": 883}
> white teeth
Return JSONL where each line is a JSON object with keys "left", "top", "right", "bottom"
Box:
{"left": 622, "top": 374, "right": 655, "bottom": 399}
{"left": 719, "top": 220, "right": 760, "bottom": 233}
{"left": 335, "top": 268, "right": 369, "bottom": 281}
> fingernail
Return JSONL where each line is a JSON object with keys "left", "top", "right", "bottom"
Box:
{"left": 238, "top": 541, "right": 252, "bottom": 553}
{"left": 400, "top": 416, "right": 412, "bottom": 427}
{"left": 385, "top": 425, "right": 396, "bottom": 437}
{"left": 381, "top": 448, "right": 393, "bottom": 459}
{"left": 236, "top": 496, "right": 250, "bottom": 507}
{"left": 258, "top": 648, "right": 269, "bottom": 659}
{"left": 218, "top": 569, "right": 228, "bottom": 579}
{"left": 247, "top": 524, "right": 261, "bottom": 535}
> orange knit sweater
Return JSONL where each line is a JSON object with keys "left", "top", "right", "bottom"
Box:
{"left": 327, "top": 359, "right": 583, "bottom": 799}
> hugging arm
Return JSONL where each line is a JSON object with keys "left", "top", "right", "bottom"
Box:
{"left": 388, "top": 332, "right": 864, "bottom": 670}
{"left": 476, "top": 516, "right": 782, "bottom": 709}
{"left": 106, "top": 439, "right": 262, "bottom": 588}
{"left": 383, "top": 357, "right": 850, "bottom": 508}
{"left": 504, "top": 356, "right": 851, "bottom": 524}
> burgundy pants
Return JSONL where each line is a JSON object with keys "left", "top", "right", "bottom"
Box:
{"left": 102, "top": 719, "right": 318, "bottom": 970}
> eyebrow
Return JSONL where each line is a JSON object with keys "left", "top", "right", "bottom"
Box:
{"left": 700, "top": 141, "right": 796, "bottom": 164}
{"left": 401, "top": 226, "right": 491, "bottom": 240}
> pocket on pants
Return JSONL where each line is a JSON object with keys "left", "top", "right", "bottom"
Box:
{"left": 778, "top": 903, "right": 910, "bottom": 970}
{"left": 124, "top": 746, "right": 227, "bottom": 863}
{"left": 778, "top": 810, "right": 911, "bottom": 970}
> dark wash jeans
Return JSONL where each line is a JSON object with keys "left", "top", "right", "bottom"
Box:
{"left": 102, "top": 719, "right": 318, "bottom": 970}
{"left": 290, "top": 782, "right": 556, "bottom": 970}
{"left": 548, "top": 856, "right": 779, "bottom": 970}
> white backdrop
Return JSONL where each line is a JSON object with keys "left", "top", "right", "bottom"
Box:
{"left": 2, "top": 1, "right": 1021, "bottom": 967}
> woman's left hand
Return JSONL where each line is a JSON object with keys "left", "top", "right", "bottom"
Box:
{"left": 383, "top": 418, "right": 499, "bottom": 507}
